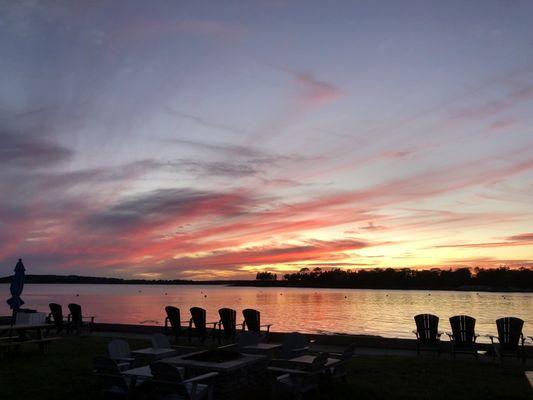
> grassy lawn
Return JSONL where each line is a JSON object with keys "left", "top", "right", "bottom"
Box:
{"left": 0, "top": 336, "right": 530, "bottom": 400}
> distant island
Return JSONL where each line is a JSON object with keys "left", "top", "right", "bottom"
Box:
{"left": 0, "top": 267, "right": 531, "bottom": 292}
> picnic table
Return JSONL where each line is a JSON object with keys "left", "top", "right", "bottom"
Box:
{"left": 0, "top": 323, "right": 60, "bottom": 353}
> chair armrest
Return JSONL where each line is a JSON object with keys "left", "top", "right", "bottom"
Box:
{"left": 487, "top": 334, "right": 498, "bottom": 344}
{"left": 218, "top": 343, "right": 237, "bottom": 350}
{"left": 242, "top": 321, "right": 246, "bottom": 331}
{"left": 268, "top": 366, "right": 309, "bottom": 375}
{"left": 445, "top": 332, "right": 453, "bottom": 340}
{"left": 412, "top": 330, "right": 419, "bottom": 338}
{"left": 112, "top": 357, "right": 135, "bottom": 362}
{"left": 437, "top": 331, "right": 443, "bottom": 338}
{"left": 183, "top": 371, "right": 219, "bottom": 383}
{"left": 520, "top": 333, "right": 526, "bottom": 346}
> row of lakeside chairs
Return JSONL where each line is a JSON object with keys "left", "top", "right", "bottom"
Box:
{"left": 413, "top": 314, "right": 528, "bottom": 364}
{"left": 164, "top": 306, "right": 272, "bottom": 343}
{"left": 47, "top": 303, "right": 95, "bottom": 334}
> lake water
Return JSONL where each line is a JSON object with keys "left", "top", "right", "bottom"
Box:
{"left": 1, "top": 284, "right": 531, "bottom": 340}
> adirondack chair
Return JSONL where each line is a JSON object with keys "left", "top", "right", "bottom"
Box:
{"left": 93, "top": 356, "right": 133, "bottom": 399}
{"left": 67, "top": 303, "right": 95, "bottom": 333}
{"left": 413, "top": 314, "right": 442, "bottom": 355}
{"left": 489, "top": 317, "right": 526, "bottom": 365}
{"left": 108, "top": 339, "right": 136, "bottom": 370}
{"left": 446, "top": 315, "right": 478, "bottom": 359}
{"left": 242, "top": 309, "right": 272, "bottom": 337}
{"left": 48, "top": 303, "right": 69, "bottom": 334}
{"left": 188, "top": 307, "right": 218, "bottom": 343}
{"left": 164, "top": 306, "right": 189, "bottom": 341}
{"left": 150, "top": 361, "right": 218, "bottom": 400}
{"left": 281, "top": 332, "right": 310, "bottom": 359}
{"left": 268, "top": 352, "right": 329, "bottom": 400}
{"left": 217, "top": 308, "right": 237, "bottom": 343}
{"left": 327, "top": 343, "right": 356, "bottom": 382}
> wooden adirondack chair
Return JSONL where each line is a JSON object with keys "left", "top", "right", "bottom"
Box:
{"left": 150, "top": 361, "right": 218, "bottom": 400}
{"left": 281, "top": 332, "right": 310, "bottom": 359}
{"left": 413, "top": 314, "right": 442, "bottom": 355}
{"left": 93, "top": 356, "right": 133, "bottom": 399}
{"left": 242, "top": 309, "right": 272, "bottom": 337}
{"left": 268, "top": 352, "right": 329, "bottom": 400}
{"left": 446, "top": 315, "right": 478, "bottom": 359}
{"left": 218, "top": 308, "right": 237, "bottom": 343}
{"left": 489, "top": 317, "right": 526, "bottom": 365}
{"left": 48, "top": 303, "right": 69, "bottom": 334}
{"left": 188, "top": 307, "right": 218, "bottom": 343}
{"left": 108, "top": 339, "right": 136, "bottom": 370}
{"left": 327, "top": 343, "right": 356, "bottom": 382}
{"left": 67, "top": 303, "right": 95, "bottom": 334}
{"left": 164, "top": 306, "right": 189, "bottom": 341}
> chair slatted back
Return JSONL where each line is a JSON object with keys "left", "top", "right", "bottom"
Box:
{"left": 218, "top": 308, "right": 237, "bottom": 337}
{"left": 152, "top": 333, "right": 171, "bottom": 349}
{"left": 496, "top": 317, "right": 523, "bottom": 351}
{"left": 242, "top": 309, "right": 261, "bottom": 333}
{"left": 108, "top": 339, "right": 131, "bottom": 359}
{"left": 68, "top": 303, "right": 83, "bottom": 328}
{"left": 282, "top": 332, "right": 309, "bottom": 358}
{"left": 190, "top": 307, "right": 207, "bottom": 335}
{"left": 150, "top": 362, "right": 189, "bottom": 398}
{"left": 49, "top": 303, "right": 63, "bottom": 328}
{"left": 165, "top": 306, "right": 182, "bottom": 335}
{"left": 414, "top": 314, "right": 439, "bottom": 344}
{"left": 449, "top": 315, "right": 476, "bottom": 345}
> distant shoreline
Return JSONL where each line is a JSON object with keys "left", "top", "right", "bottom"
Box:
{"left": 0, "top": 274, "right": 531, "bottom": 292}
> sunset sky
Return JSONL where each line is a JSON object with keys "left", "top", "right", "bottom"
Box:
{"left": 1, "top": 1, "right": 532, "bottom": 279}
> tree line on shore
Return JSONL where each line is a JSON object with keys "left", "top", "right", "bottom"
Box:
{"left": 257, "top": 267, "right": 533, "bottom": 290}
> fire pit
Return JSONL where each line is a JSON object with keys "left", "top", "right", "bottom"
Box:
{"left": 182, "top": 349, "right": 242, "bottom": 363}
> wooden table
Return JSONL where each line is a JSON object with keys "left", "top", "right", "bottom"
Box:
{"left": 241, "top": 343, "right": 282, "bottom": 357}
{"left": 0, "top": 323, "right": 51, "bottom": 340}
{"left": 0, "top": 323, "right": 59, "bottom": 353}
{"left": 131, "top": 347, "right": 178, "bottom": 359}
{"left": 290, "top": 354, "right": 340, "bottom": 368}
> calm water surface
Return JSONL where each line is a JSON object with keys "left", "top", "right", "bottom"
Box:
{"left": 1, "top": 284, "right": 531, "bottom": 340}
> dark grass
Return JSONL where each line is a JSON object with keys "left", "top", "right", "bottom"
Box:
{"left": 0, "top": 336, "right": 531, "bottom": 400}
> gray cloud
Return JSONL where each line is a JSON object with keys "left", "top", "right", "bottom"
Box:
{"left": 85, "top": 188, "right": 253, "bottom": 232}
{"left": 0, "top": 132, "right": 72, "bottom": 168}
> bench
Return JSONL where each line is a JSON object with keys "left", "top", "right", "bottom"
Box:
{"left": 0, "top": 337, "right": 62, "bottom": 354}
